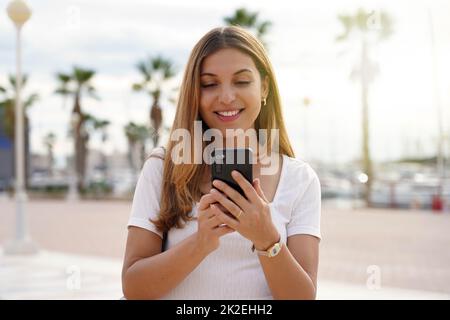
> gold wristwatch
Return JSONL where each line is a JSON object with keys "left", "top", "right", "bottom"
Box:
{"left": 254, "top": 237, "right": 282, "bottom": 258}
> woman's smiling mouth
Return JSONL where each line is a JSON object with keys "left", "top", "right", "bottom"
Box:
{"left": 214, "top": 109, "right": 243, "bottom": 122}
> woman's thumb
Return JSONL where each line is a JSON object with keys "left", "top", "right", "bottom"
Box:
{"left": 253, "top": 178, "right": 267, "bottom": 201}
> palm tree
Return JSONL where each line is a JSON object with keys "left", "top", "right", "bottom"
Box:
{"left": 224, "top": 7, "right": 272, "bottom": 47}
{"left": 55, "top": 66, "right": 99, "bottom": 190}
{"left": 0, "top": 74, "right": 39, "bottom": 188}
{"left": 124, "top": 122, "right": 150, "bottom": 172}
{"left": 132, "top": 56, "right": 175, "bottom": 149}
{"left": 336, "top": 8, "right": 393, "bottom": 206}
{"left": 82, "top": 114, "right": 110, "bottom": 180}
{"left": 124, "top": 122, "right": 139, "bottom": 173}
{"left": 43, "top": 132, "right": 56, "bottom": 177}
{"left": 92, "top": 119, "right": 110, "bottom": 145}
{"left": 82, "top": 114, "right": 110, "bottom": 143}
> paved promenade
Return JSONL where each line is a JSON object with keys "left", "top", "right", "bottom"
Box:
{"left": 1, "top": 198, "right": 449, "bottom": 299}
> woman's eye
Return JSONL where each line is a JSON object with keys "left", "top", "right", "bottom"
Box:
{"left": 201, "top": 81, "right": 251, "bottom": 88}
{"left": 201, "top": 83, "right": 217, "bottom": 88}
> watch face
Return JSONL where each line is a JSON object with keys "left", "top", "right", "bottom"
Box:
{"left": 269, "top": 243, "right": 281, "bottom": 257}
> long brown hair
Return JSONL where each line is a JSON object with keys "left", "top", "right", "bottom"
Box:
{"left": 151, "top": 26, "right": 295, "bottom": 233}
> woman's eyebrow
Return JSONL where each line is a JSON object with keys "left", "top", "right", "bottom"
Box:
{"left": 200, "top": 68, "right": 253, "bottom": 77}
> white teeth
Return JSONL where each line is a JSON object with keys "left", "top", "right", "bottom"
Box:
{"left": 217, "top": 110, "right": 240, "bottom": 117}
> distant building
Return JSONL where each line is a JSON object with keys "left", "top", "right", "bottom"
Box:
{"left": 0, "top": 108, "right": 14, "bottom": 190}
{"left": 86, "top": 148, "right": 131, "bottom": 181}
{"left": 0, "top": 107, "right": 31, "bottom": 190}
{"left": 30, "top": 153, "right": 51, "bottom": 174}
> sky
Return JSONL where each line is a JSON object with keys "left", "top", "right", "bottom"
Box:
{"left": 0, "top": 0, "right": 449, "bottom": 166}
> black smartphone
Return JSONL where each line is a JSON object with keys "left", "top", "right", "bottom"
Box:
{"left": 211, "top": 148, "right": 253, "bottom": 198}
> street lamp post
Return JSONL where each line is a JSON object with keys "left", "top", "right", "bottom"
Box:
{"left": 4, "top": 0, "right": 38, "bottom": 254}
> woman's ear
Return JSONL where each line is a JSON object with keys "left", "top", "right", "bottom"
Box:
{"left": 261, "top": 75, "right": 269, "bottom": 100}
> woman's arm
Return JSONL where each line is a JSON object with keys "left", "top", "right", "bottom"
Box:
{"left": 257, "top": 234, "right": 319, "bottom": 300}
{"left": 122, "top": 193, "right": 234, "bottom": 299}
{"left": 122, "top": 227, "right": 209, "bottom": 299}
{"left": 210, "top": 170, "right": 320, "bottom": 300}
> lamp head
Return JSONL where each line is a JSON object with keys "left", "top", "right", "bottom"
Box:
{"left": 7, "top": 0, "right": 32, "bottom": 28}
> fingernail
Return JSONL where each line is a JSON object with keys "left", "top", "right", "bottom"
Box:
{"left": 210, "top": 188, "right": 218, "bottom": 193}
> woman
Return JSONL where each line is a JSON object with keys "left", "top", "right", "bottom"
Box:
{"left": 122, "top": 26, "right": 321, "bottom": 300}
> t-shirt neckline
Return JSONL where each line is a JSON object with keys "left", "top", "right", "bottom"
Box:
{"left": 268, "top": 153, "right": 286, "bottom": 205}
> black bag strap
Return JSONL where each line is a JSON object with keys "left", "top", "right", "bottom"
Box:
{"left": 162, "top": 230, "right": 168, "bottom": 252}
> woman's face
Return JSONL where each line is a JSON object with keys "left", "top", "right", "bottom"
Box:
{"left": 199, "top": 48, "right": 268, "bottom": 138}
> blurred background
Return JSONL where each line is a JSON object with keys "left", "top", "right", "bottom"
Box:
{"left": 0, "top": 0, "right": 449, "bottom": 299}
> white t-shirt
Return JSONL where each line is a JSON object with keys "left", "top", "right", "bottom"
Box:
{"left": 127, "top": 147, "right": 321, "bottom": 300}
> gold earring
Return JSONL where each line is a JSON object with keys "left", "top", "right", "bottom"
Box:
{"left": 262, "top": 98, "right": 267, "bottom": 106}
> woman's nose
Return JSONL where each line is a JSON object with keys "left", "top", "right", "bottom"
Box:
{"left": 218, "top": 85, "right": 236, "bottom": 105}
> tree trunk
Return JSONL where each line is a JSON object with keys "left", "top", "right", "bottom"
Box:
{"left": 150, "top": 100, "right": 162, "bottom": 148}
{"left": 79, "top": 133, "right": 88, "bottom": 190}
{"left": 73, "top": 93, "right": 84, "bottom": 192}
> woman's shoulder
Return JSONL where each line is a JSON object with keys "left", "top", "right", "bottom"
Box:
{"left": 148, "top": 146, "right": 166, "bottom": 160}
{"left": 282, "top": 154, "right": 319, "bottom": 186}
{"left": 141, "top": 146, "right": 166, "bottom": 179}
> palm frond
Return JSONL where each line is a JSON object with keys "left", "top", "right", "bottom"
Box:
{"left": 355, "top": 8, "right": 369, "bottom": 32}
{"left": 336, "top": 9, "right": 393, "bottom": 41}
{"left": 56, "top": 72, "right": 71, "bottom": 83}
{"left": 132, "top": 83, "right": 144, "bottom": 92}
{"left": 379, "top": 12, "right": 394, "bottom": 40}
{"left": 152, "top": 56, "right": 164, "bottom": 71}
{"left": 336, "top": 14, "right": 354, "bottom": 41}
{"left": 8, "top": 74, "right": 28, "bottom": 88}
{"left": 86, "top": 85, "right": 100, "bottom": 100}
{"left": 136, "top": 61, "right": 151, "bottom": 81}
{"left": 162, "top": 62, "right": 175, "bottom": 79}
{"left": 24, "top": 93, "right": 39, "bottom": 108}
{"left": 224, "top": 7, "right": 258, "bottom": 27}
{"left": 93, "top": 119, "right": 110, "bottom": 130}
{"left": 257, "top": 21, "right": 271, "bottom": 38}
{"left": 54, "top": 87, "right": 72, "bottom": 96}
{"left": 73, "top": 66, "right": 95, "bottom": 84}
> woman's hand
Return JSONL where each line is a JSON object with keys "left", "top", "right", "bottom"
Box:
{"left": 209, "top": 171, "right": 280, "bottom": 251}
{"left": 196, "top": 193, "right": 235, "bottom": 255}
